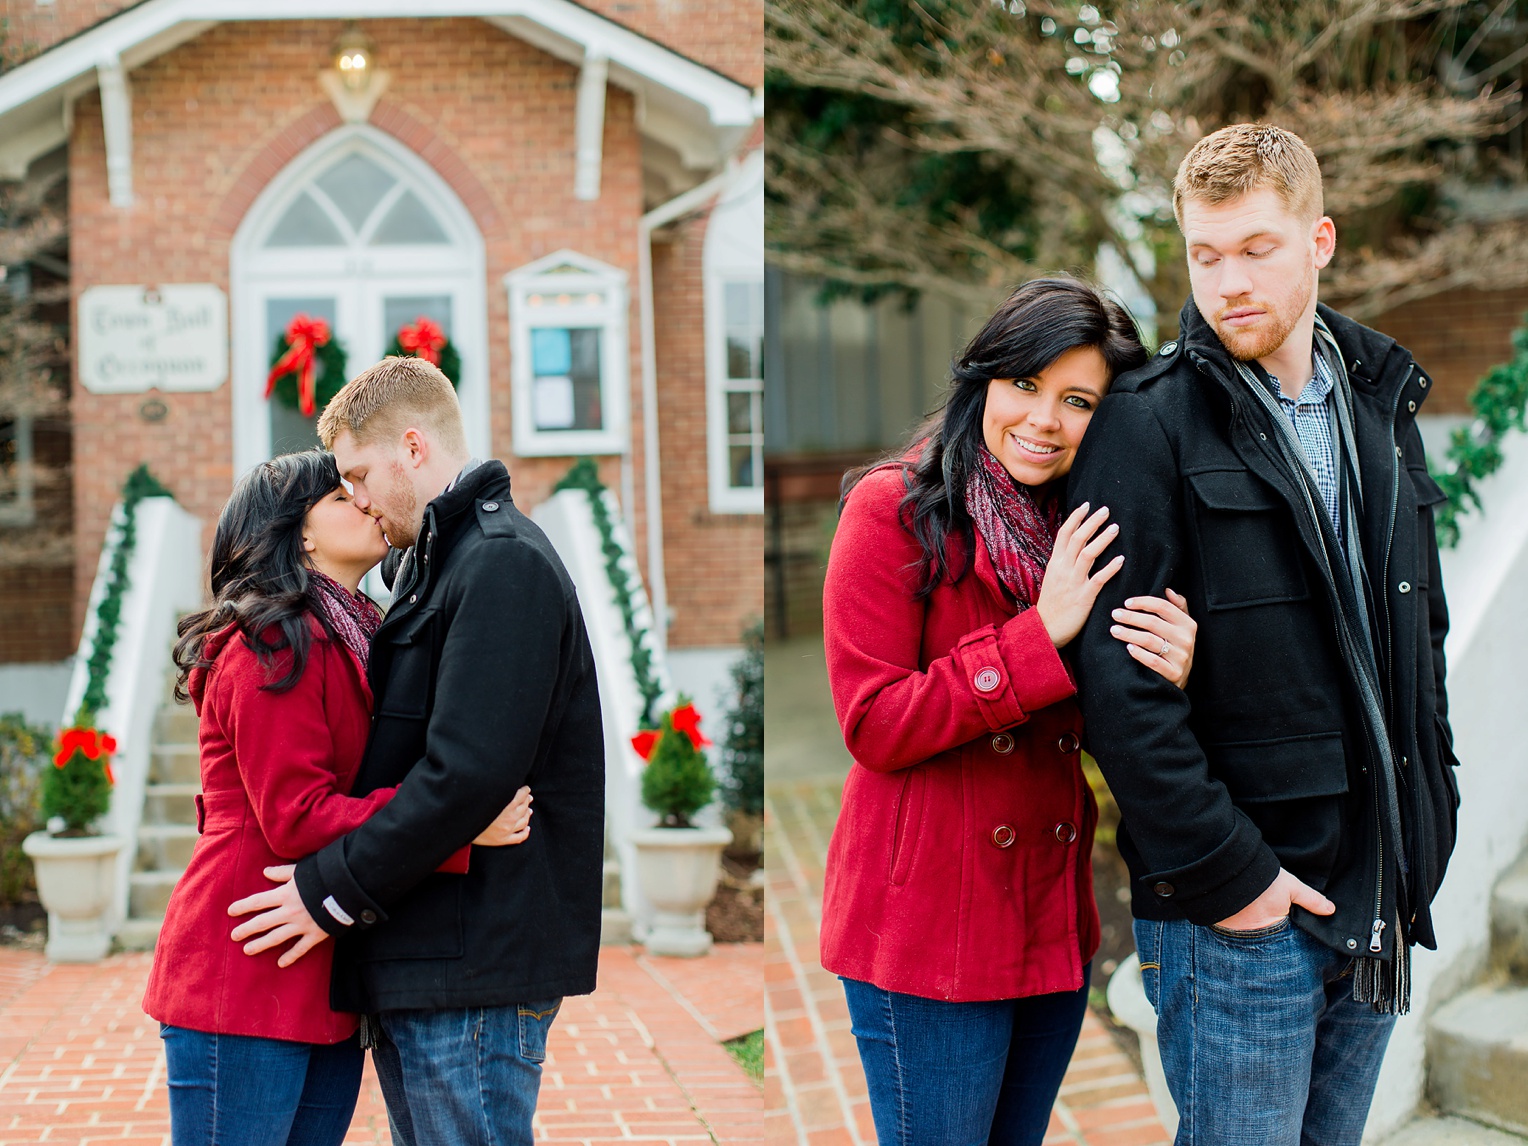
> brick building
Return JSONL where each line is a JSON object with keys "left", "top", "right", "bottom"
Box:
{"left": 0, "top": 1, "right": 764, "bottom": 719}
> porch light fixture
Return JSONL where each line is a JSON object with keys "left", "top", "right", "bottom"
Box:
{"left": 333, "top": 25, "right": 375, "bottom": 92}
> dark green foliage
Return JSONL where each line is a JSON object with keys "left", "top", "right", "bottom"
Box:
{"left": 1430, "top": 315, "right": 1528, "bottom": 548}
{"left": 555, "top": 458, "right": 664, "bottom": 726}
{"left": 0, "top": 713, "right": 46, "bottom": 903}
{"left": 268, "top": 330, "right": 349, "bottom": 413}
{"left": 721, "top": 623, "right": 764, "bottom": 817}
{"left": 79, "top": 464, "right": 174, "bottom": 716}
{"left": 640, "top": 706, "right": 717, "bottom": 828}
{"left": 40, "top": 722, "right": 111, "bottom": 837}
{"left": 385, "top": 334, "right": 462, "bottom": 388}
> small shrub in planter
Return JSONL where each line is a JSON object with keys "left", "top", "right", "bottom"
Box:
{"left": 635, "top": 701, "right": 715, "bottom": 828}
{"left": 42, "top": 713, "right": 116, "bottom": 837}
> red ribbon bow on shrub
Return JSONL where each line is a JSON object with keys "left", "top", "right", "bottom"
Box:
{"left": 266, "top": 314, "right": 332, "bottom": 417}
{"left": 54, "top": 727, "right": 119, "bottom": 783}
{"left": 629, "top": 702, "right": 712, "bottom": 760}
{"left": 397, "top": 317, "right": 447, "bottom": 366}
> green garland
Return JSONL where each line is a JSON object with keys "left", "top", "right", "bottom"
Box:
{"left": 78, "top": 464, "right": 174, "bottom": 721}
{"left": 1430, "top": 315, "right": 1528, "bottom": 548}
{"left": 554, "top": 458, "right": 663, "bottom": 727}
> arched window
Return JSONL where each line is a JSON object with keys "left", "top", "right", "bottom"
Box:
{"left": 230, "top": 126, "right": 489, "bottom": 474}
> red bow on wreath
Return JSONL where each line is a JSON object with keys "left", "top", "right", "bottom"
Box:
{"left": 397, "top": 317, "right": 447, "bottom": 366}
{"left": 54, "top": 727, "right": 119, "bottom": 783}
{"left": 266, "top": 314, "right": 332, "bottom": 417}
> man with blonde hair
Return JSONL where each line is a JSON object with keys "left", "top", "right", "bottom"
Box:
{"left": 230, "top": 355, "right": 605, "bottom": 1146}
{"left": 1068, "top": 124, "right": 1457, "bottom": 1143}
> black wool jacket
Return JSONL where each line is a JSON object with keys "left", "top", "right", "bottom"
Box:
{"left": 294, "top": 461, "right": 605, "bottom": 1011}
{"left": 1066, "top": 299, "right": 1459, "bottom": 962}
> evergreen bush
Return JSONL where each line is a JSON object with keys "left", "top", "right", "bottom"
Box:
{"left": 41, "top": 716, "right": 115, "bottom": 836}
{"left": 0, "top": 713, "right": 47, "bottom": 904}
{"left": 721, "top": 623, "right": 763, "bottom": 817}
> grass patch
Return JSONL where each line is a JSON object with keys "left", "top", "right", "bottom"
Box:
{"left": 724, "top": 1029, "right": 763, "bottom": 1084}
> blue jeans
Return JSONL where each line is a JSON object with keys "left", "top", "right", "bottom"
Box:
{"left": 841, "top": 967, "right": 1091, "bottom": 1146}
{"left": 1135, "top": 918, "right": 1396, "bottom": 1146}
{"left": 159, "top": 1025, "right": 363, "bottom": 1146}
{"left": 370, "top": 1001, "right": 562, "bottom": 1146}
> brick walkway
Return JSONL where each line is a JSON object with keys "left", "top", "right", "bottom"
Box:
{"left": 0, "top": 942, "right": 763, "bottom": 1145}
{"left": 764, "top": 778, "right": 1169, "bottom": 1146}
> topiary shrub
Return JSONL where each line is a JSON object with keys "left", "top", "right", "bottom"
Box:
{"left": 41, "top": 714, "right": 116, "bottom": 836}
{"left": 636, "top": 701, "right": 716, "bottom": 828}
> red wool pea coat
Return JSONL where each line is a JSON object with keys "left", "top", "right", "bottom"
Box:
{"left": 820, "top": 465, "right": 1101, "bottom": 1003}
{"left": 142, "top": 617, "right": 465, "bottom": 1044}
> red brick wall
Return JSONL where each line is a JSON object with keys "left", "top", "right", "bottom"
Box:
{"left": 651, "top": 209, "right": 764, "bottom": 649}
{"left": 0, "top": 1, "right": 135, "bottom": 66}
{"left": 68, "top": 18, "right": 751, "bottom": 649}
{"left": 1364, "top": 286, "right": 1528, "bottom": 415}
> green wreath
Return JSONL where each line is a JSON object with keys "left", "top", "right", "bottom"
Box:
{"left": 386, "top": 318, "right": 461, "bottom": 388}
{"left": 268, "top": 330, "right": 349, "bottom": 415}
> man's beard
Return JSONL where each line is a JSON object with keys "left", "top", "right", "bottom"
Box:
{"left": 381, "top": 460, "right": 420, "bottom": 548}
{"left": 1211, "top": 258, "right": 1315, "bottom": 363}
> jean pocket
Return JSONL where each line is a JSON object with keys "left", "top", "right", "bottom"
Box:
{"left": 1209, "top": 916, "right": 1292, "bottom": 943}
{"left": 517, "top": 999, "right": 562, "bottom": 1063}
{"left": 1133, "top": 921, "right": 1163, "bottom": 1010}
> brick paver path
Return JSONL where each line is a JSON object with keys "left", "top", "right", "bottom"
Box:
{"left": 0, "top": 942, "right": 762, "bottom": 1145}
{"left": 765, "top": 779, "right": 1169, "bottom": 1146}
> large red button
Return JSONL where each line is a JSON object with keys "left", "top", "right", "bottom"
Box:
{"left": 991, "top": 825, "right": 1016, "bottom": 848}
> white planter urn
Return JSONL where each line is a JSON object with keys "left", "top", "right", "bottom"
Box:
{"left": 631, "top": 825, "right": 732, "bottom": 957}
{"left": 1106, "top": 952, "right": 1180, "bottom": 1139}
{"left": 22, "top": 832, "right": 123, "bottom": 963}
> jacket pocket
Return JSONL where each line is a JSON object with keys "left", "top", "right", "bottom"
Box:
{"left": 377, "top": 609, "right": 436, "bottom": 719}
{"left": 1409, "top": 466, "right": 1447, "bottom": 589}
{"left": 1205, "top": 731, "right": 1349, "bottom": 803}
{"left": 888, "top": 769, "right": 927, "bottom": 887}
{"left": 358, "top": 876, "right": 463, "bottom": 961}
{"left": 1187, "top": 470, "right": 1311, "bottom": 610}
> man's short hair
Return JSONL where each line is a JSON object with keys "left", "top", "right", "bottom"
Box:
{"left": 1172, "top": 123, "right": 1324, "bottom": 230}
{"left": 316, "top": 355, "right": 467, "bottom": 456}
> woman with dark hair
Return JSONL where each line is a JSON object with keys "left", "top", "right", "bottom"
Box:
{"left": 141, "top": 450, "right": 531, "bottom": 1146}
{"left": 822, "top": 277, "right": 1196, "bottom": 1144}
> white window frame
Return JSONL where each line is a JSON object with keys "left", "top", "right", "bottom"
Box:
{"left": 0, "top": 414, "right": 36, "bottom": 528}
{"left": 703, "top": 151, "right": 764, "bottom": 514}
{"left": 504, "top": 250, "right": 630, "bottom": 457}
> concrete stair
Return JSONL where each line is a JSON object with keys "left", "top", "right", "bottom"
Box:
{"left": 601, "top": 833, "right": 632, "bottom": 945}
{"left": 118, "top": 700, "right": 201, "bottom": 950}
{"left": 1396, "top": 853, "right": 1528, "bottom": 1142}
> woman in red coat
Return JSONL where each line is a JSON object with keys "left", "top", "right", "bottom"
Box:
{"left": 822, "top": 278, "right": 1198, "bottom": 1145}
{"left": 142, "top": 451, "right": 529, "bottom": 1146}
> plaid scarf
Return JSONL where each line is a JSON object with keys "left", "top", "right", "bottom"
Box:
{"left": 962, "top": 446, "right": 1062, "bottom": 609}
{"left": 307, "top": 569, "right": 382, "bottom": 671}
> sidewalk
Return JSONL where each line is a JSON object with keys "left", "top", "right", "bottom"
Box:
{"left": 763, "top": 637, "right": 1169, "bottom": 1146}
{"left": 0, "top": 942, "right": 763, "bottom": 1145}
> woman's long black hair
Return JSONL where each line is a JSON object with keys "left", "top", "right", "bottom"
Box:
{"left": 844, "top": 276, "right": 1148, "bottom": 598}
{"left": 172, "top": 450, "right": 345, "bottom": 701}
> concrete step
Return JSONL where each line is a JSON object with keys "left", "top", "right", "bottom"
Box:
{"left": 600, "top": 907, "right": 632, "bottom": 946}
{"left": 128, "top": 869, "right": 183, "bottom": 919}
{"left": 1492, "top": 856, "right": 1528, "bottom": 980}
{"left": 148, "top": 744, "right": 200, "bottom": 785}
{"left": 1385, "top": 1116, "right": 1528, "bottom": 1145}
{"left": 142, "top": 782, "right": 200, "bottom": 825}
{"left": 116, "top": 917, "right": 163, "bottom": 952}
{"left": 135, "top": 823, "right": 199, "bottom": 871}
{"left": 154, "top": 705, "right": 198, "bottom": 745}
{"left": 603, "top": 859, "right": 621, "bottom": 909}
{"left": 1428, "top": 985, "right": 1528, "bottom": 1135}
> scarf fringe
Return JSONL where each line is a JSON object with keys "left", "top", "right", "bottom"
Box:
{"left": 1352, "top": 939, "right": 1410, "bottom": 1015}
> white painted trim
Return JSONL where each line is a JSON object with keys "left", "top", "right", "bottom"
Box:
{"left": 573, "top": 51, "right": 607, "bottom": 202}
{"left": 0, "top": 1, "right": 753, "bottom": 127}
{"left": 503, "top": 249, "right": 630, "bottom": 458}
{"left": 703, "top": 151, "right": 764, "bottom": 515}
{"left": 96, "top": 55, "right": 132, "bottom": 207}
{"left": 230, "top": 124, "right": 490, "bottom": 476}
{"left": 0, "top": 414, "right": 37, "bottom": 527}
